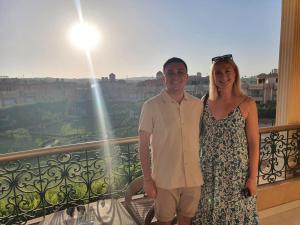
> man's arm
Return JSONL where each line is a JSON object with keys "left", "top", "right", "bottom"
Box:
{"left": 139, "top": 130, "right": 157, "bottom": 198}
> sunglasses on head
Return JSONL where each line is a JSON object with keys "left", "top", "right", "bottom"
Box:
{"left": 211, "top": 54, "right": 233, "bottom": 63}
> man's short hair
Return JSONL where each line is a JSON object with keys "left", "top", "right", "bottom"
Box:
{"left": 163, "top": 57, "right": 188, "bottom": 72}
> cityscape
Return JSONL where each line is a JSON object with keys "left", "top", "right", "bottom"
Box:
{"left": 0, "top": 69, "right": 278, "bottom": 108}
{"left": 0, "top": 69, "right": 277, "bottom": 154}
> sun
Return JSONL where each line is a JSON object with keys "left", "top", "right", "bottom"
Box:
{"left": 69, "top": 22, "right": 100, "bottom": 51}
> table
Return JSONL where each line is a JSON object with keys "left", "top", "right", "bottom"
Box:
{"left": 36, "top": 199, "right": 137, "bottom": 225}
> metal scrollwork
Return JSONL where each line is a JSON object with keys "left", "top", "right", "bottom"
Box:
{"left": 258, "top": 128, "right": 300, "bottom": 184}
{"left": 0, "top": 141, "right": 142, "bottom": 225}
{"left": 286, "top": 129, "right": 300, "bottom": 175}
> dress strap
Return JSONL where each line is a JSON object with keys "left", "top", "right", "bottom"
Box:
{"left": 237, "top": 96, "right": 248, "bottom": 107}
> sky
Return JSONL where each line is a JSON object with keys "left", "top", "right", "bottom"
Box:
{"left": 0, "top": 0, "right": 281, "bottom": 79}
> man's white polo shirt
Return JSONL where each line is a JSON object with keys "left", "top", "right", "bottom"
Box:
{"left": 139, "top": 90, "right": 203, "bottom": 189}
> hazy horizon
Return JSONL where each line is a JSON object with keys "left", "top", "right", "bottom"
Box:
{"left": 0, "top": 0, "right": 281, "bottom": 79}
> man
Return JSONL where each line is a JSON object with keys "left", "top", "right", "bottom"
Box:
{"left": 138, "top": 57, "right": 203, "bottom": 225}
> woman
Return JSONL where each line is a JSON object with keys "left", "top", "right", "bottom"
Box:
{"left": 193, "top": 54, "right": 260, "bottom": 224}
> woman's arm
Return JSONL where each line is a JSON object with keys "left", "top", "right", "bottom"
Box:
{"left": 245, "top": 99, "right": 260, "bottom": 196}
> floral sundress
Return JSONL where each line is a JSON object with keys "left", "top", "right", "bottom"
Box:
{"left": 192, "top": 102, "right": 259, "bottom": 225}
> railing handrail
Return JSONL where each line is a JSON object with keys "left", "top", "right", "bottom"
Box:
{"left": 0, "top": 124, "right": 299, "bottom": 162}
{"left": 259, "top": 124, "right": 300, "bottom": 133}
{"left": 0, "top": 136, "right": 139, "bottom": 162}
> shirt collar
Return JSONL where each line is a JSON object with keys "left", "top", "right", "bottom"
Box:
{"left": 161, "top": 89, "right": 190, "bottom": 103}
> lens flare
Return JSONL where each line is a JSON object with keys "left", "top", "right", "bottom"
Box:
{"left": 69, "top": 22, "right": 100, "bottom": 51}
{"left": 71, "top": 0, "right": 115, "bottom": 194}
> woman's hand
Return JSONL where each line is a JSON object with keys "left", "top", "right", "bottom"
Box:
{"left": 245, "top": 177, "right": 257, "bottom": 197}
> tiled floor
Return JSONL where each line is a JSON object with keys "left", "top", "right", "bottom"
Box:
{"left": 28, "top": 199, "right": 300, "bottom": 225}
{"left": 260, "top": 201, "right": 300, "bottom": 225}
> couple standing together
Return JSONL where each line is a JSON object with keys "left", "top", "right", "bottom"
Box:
{"left": 138, "top": 56, "right": 260, "bottom": 225}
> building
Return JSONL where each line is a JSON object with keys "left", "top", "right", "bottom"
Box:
{"left": 243, "top": 70, "right": 278, "bottom": 104}
{"left": 0, "top": 78, "right": 80, "bottom": 107}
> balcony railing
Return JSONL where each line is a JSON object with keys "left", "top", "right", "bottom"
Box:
{"left": 0, "top": 137, "right": 141, "bottom": 225}
{"left": 0, "top": 125, "right": 299, "bottom": 225}
{"left": 258, "top": 125, "right": 300, "bottom": 184}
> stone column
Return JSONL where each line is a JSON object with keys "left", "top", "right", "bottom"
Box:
{"left": 276, "top": 0, "right": 300, "bottom": 125}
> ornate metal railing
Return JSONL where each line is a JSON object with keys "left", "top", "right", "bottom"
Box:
{"left": 258, "top": 125, "right": 300, "bottom": 184}
{"left": 0, "top": 125, "right": 300, "bottom": 224}
{"left": 0, "top": 137, "right": 141, "bottom": 225}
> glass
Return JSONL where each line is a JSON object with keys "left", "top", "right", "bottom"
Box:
{"left": 165, "top": 69, "right": 186, "bottom": 77}
{"left": 77, "top": 205, "right": 96, "bottom": 225}
{"left": 211, "top": 54, "right": 233, "bottom": 63}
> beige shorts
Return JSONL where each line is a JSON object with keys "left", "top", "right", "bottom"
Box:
{"left": 154, "top": 186, "right": 201, "bottom": 222}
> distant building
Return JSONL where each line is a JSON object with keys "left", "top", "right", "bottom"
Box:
{"left": 156, "top": 71, "right": 163, "bottom": 80}
{"left": 0, "top": 78, "right": 80, "bottom": 107}
{"left": 109, "top": 73, "right": 116, "bottom": 81}
{"left": 98, "top": 79, "right": 139, "bottom": 101}
{"left": 135, "top": 72, "right": 208, "bottom": 99}
{"left": 186, "top": 74, "right": 209, "bottom": 97}
{"left": 243, "top": 70, "right": 278, "bottom": 104}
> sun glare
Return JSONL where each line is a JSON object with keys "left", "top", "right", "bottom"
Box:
{"left": 69, "top": 22, "right": 100, "bottom": 51}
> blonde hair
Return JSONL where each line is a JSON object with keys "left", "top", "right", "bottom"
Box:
{"left": 209, "top": 59, "right": 244, "bottom": 100}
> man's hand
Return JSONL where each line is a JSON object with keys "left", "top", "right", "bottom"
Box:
{"left": 143, "top": 178, "right": 157, "bottom": 199}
